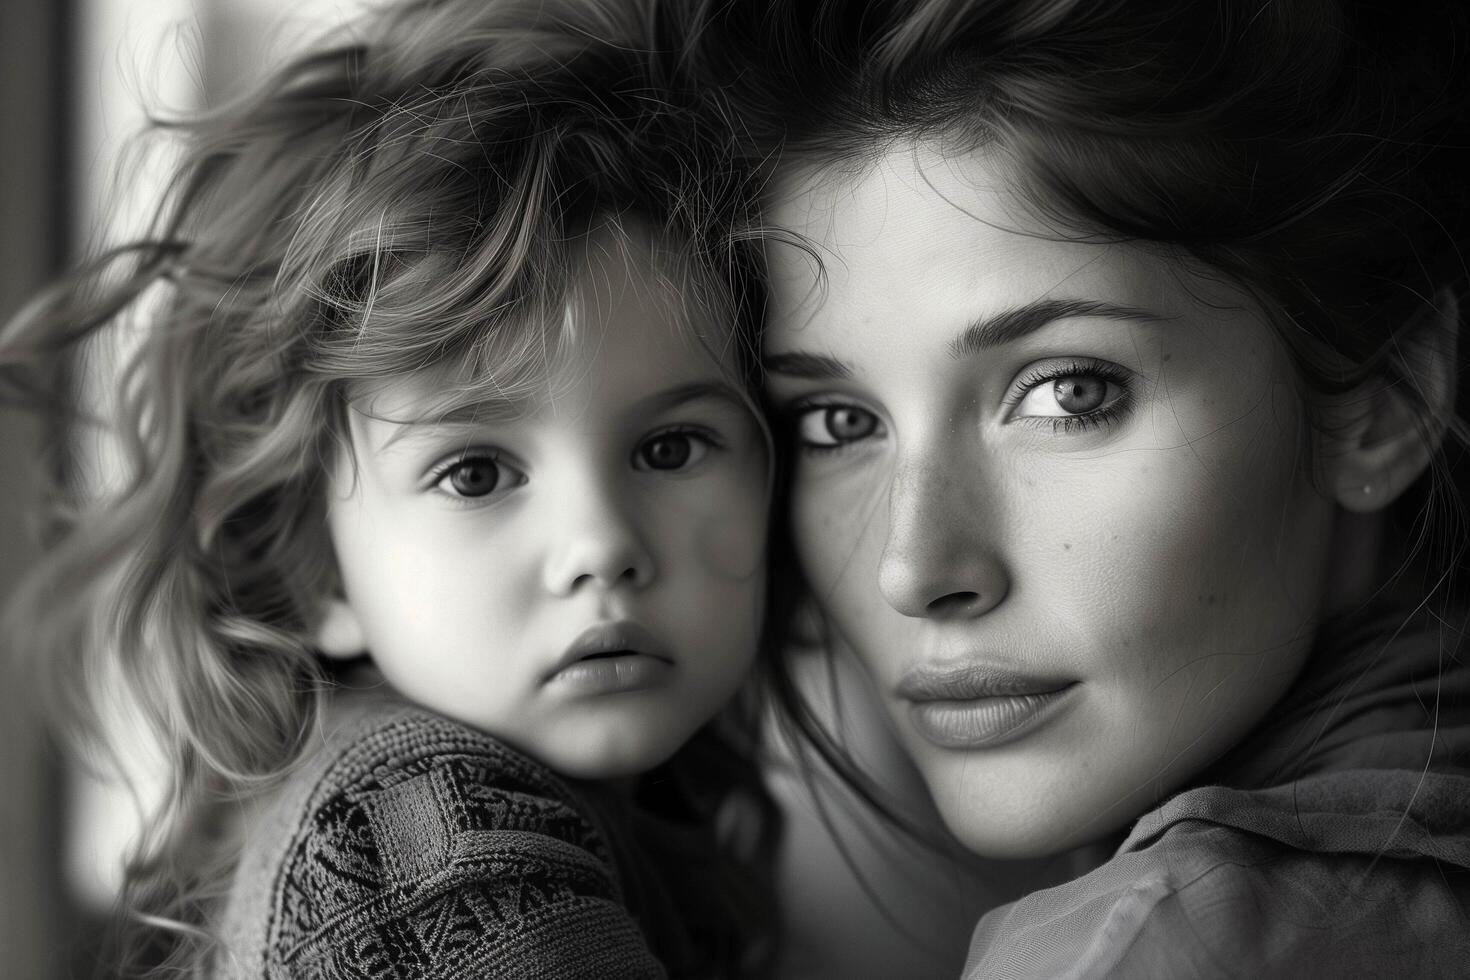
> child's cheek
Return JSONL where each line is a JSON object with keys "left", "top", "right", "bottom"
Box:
{"left": 695, "top": 512, "right": 767, "bottom": 582}
{"left": 688, "top": 451, "right": 770, "bottom": 583}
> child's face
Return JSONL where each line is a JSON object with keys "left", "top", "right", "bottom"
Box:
{"left": 764, "top": 143, "right": 1339, "bottom": 856}
{"left": 322, "top": 228, "right": 769, "bottom": 779}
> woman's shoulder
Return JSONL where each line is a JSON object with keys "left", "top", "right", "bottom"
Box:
{"left": 212, "top": 688, "right": 663, "bottom": 979}
{"left": 963, "top": 770, "right": 1470, "bottom": 979}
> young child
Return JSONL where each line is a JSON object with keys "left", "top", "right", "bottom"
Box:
{"left": 0, "top": 0, "right": 777, "bottom": 976}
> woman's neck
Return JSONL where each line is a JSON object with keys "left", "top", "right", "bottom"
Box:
{"left": 1323, "top": 506, "right": 1387, "bottom": 617}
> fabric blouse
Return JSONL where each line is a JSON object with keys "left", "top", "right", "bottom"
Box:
{"left": 962, "top": 603, "right": 1470, "bottom": 979}
{"left": 211, "top": 690, "right": 705, "bottom": 979}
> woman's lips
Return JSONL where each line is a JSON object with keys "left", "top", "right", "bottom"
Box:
{"left": 895, "top": 663, "right": 1077, "bottom": 749}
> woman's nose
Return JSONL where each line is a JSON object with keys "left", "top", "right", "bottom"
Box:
{"left": 542, "top": 488, "right": 655, "bottom": 596}
{"left": 876, "top": 457, "right": 1008, "bottom": 620}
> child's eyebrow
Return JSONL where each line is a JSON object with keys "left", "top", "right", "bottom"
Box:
{"left": 367, "top": 380, "right": 750, "bottom": 450}
{"left": 634, "top": 380, "right": 751, "bottom": 415}
{"left": 366, "top": 397, "right": 529, "bottom": 450}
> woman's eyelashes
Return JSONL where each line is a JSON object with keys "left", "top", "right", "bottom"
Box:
{"left": 792, "top": 402, "right": 885, "bottom": 454}
{"left": 787, "top": 357, "right": 1136, "bottom": 451}
{"left": 1008, "top": 358, "right": 1135, "bottom": 433}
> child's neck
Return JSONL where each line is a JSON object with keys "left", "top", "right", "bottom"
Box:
{"left": 333, "top": 661, "right": 653, "bottom": 800}
{"left": 599, "top": 774, "right": 643, "bottom": 799}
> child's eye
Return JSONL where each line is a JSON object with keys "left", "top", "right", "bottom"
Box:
{"left": 633, "top": 428, "right": 714, "bottom": 472}
{"left": 1009, "top": 359, "right": 1134, "bottom": 433}
{"left": 433, "top": 454, "right": 526, "bottom": 499}
{"left": 794, "top": 403, "right": 883, "bottom": 450}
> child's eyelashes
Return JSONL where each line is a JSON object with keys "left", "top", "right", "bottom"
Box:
{"left": 430, "top": 451, "right": 527, "bottom": 501}
{"left": 632, "top": 425, "right": 722, "bottom": 472}
{"left": 423, "top": 425, "right": 724, "bottom": 502}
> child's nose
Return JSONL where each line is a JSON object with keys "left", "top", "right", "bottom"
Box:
{"left": 542, "top": 496, "right": 656, "bottom": 596}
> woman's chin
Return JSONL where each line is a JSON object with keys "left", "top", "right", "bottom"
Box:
{"left": 937, "top": 802, "right": 1128, "bottom": 861}
{"left": 918, "top": 757, "right": 1166, "bottom": 860}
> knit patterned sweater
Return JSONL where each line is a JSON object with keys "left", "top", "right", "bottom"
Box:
{"left": 211, "top": 690, "right": 689, "bottom": 979}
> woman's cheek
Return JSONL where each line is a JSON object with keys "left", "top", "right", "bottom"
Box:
{"left": 1078, "top": 413, "right": 1325, "bottom": 693}
{"left": 791, "top": 462, "right": 890, "bottom": 624}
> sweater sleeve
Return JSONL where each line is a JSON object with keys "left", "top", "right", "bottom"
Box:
{"left": 258, "top": 710, "right": 667, "bottom": 980}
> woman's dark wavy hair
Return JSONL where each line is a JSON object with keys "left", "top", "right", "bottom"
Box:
{"left": 687, "top": 0, "right": 1470, "bottom": 844}
{"left": 0, "top": 0, "right": 778, "bottom": 974}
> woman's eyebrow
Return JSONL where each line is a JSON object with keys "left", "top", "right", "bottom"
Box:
{"left": 948, "top": 299, "right": 1164, "bottom": 357}
{"left": 764, "top": 300, "right": 1165, "bottom": 379}
{"left": 762, "top": 351, "right": 852, "bottom": 380}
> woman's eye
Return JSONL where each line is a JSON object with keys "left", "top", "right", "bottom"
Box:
{"left": 1013, "top": 372, "right": 1125, "bottom": 421}
{"left": 634, "top": 430, "right": 711, "bottom": 471}
{"left": 796, "top": 404, "right": 880, "bottom": 448}
{"left": 434, "top": 455, "right": 524, "bottom": 499}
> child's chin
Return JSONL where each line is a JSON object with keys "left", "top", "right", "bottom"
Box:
{"left": 538, "top": 731, "right": 685, "bottom": 782}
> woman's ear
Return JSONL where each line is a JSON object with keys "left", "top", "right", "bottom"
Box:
{"left": 315, "top": 598, "right": 367, "bottom": 659}
{"left": 1322, "top": 289, "right": 1459, "bottom": 514}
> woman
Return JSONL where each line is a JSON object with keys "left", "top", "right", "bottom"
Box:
{"left": 696, "top": 0, "right": 1470, "bottom": 975}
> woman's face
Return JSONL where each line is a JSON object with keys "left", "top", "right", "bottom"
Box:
{"left": 764, "top": 143, "right": 1340, "bottom": 857}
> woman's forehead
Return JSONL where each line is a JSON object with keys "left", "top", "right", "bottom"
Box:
{"left": 763, "top": 140, "right": 1261, "bottom": 353}
{"left": 770, "top": 141, "right": 1015, "bottom": 231}
{"left": 765, "top": 142, "right": 1075, "bottom": 320}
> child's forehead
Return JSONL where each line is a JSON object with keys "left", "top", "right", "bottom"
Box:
{"left": 350, "top": 373, "right": 749, "bottom": 429}
{"left": 567, "top": 216, "right": 729, "bottom": 322}
{"left": 344, "top": 373, "right": 756, "bottom": 464}
{"left": 343, "top": 222, "right": 748, "bottom": 434}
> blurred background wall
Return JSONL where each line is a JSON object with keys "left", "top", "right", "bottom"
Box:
{"left": 1, "top": 2, "right": 73, "bottom": 976}
{"left": 0, "top": 2, "right": 360, "bottom": 975}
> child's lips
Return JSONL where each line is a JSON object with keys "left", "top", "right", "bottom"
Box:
{"left": 545, "top": 620, "right": 673, "bottom": 683}
{"left": 545, "top": 653, "right": 675, "bottom": 697}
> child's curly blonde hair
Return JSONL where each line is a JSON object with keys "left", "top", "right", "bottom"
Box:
{"left": 1, "top": 0, "right": 774, "bottom": 972}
